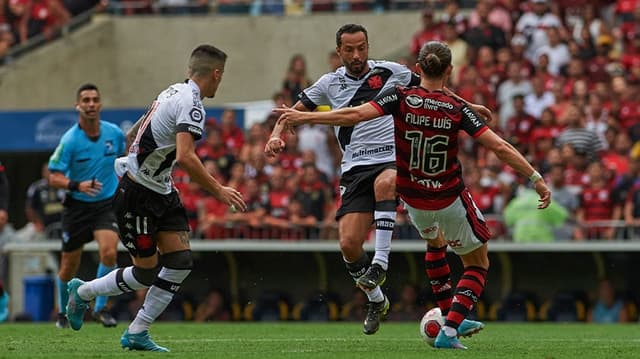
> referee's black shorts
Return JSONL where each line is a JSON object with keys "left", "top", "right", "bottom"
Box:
{"left": 61, "top": 196, "right": 118, "bottom": 252}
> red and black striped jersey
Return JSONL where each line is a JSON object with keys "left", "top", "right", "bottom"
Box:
{"left": 370, "top": 86, "right": 489, "bottom": 210}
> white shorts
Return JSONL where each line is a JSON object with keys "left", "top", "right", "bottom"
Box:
{"left": 404, "top": 189, "right": 491, "bottom": 255}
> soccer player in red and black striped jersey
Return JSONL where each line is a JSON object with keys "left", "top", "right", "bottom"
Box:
{"left": 274, "top": 40, "right": 552, "bottom": 349}
{"left": 266, "top": 24, "right": 492, "bottom": 336}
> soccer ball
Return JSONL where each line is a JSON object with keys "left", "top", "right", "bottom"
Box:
{"left": 419, "top": 307, "right": 444, "bottom": 347}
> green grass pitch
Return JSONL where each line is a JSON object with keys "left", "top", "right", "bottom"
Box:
{"left": 1, "top": 322, "right": 639, "bottom": 358}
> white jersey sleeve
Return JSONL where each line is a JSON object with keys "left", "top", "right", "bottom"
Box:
{"left": 175, "top": 89, "right": 206, "bottom": 141}
{"left": 299, "top": 73, "right": 332, "bottom": 110}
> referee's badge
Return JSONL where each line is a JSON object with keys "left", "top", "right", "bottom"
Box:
{"left": 104, "top": 140, "right": 115, "bottom": 156}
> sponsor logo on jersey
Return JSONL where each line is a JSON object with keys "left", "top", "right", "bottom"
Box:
{"left": 405, "top": 94, "right": 424, "bottom": 108}
{"left": 351, "top": 145, "right": 393, "bottom": 159}
{"left": 424, "top": 98, "right": 455, "bottom": 110}
{"left": 375, "top": 94, "right": 398, "bottom": 108}
{"left": 187, "top": 125, "right": 203, "bottom": 136}
{"left": 410, "top": 174, "right": 443, "bottom": 188}
{"left": 462, "top": 106, "right": 482, "bottom": 127}
{"left": 189, "top": 108, "right": 203, "bottom": 123}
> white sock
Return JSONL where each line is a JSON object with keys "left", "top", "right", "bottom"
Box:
{"left": 78, "top": 267, "right": 146, "bottom": 301}
{"left": 128, "top": 267, "right": 190, "bottom": 334}
{"left": 372, "top": 210, "right": 395, "bottom": 271}
{"left": 362, "top": 286, "right": 385, "bottom": 303}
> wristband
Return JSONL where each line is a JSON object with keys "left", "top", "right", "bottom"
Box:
{"left": 529, "top": 171, "right": 542, "bottom": 183}
{"left": 68, "top": 180, "right": 80, "bottom": 191}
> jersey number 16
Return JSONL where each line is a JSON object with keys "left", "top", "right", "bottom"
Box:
{"left": 404, "top": 132, "right": 449, "bottom": 176}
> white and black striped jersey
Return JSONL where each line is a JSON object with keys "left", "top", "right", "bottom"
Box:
{"left": 120, "top": 79, "right": 206, "bottom": 194}
{"left": 299, "top": 60, "right": 419, "bottom": 174}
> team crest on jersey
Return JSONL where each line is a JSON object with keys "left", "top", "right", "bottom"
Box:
{"left": 104, "top": 140, "right": 115, "bottom": 156}
{"left": 189, "top": 108, "right": 203, "bottom": 123}
{"left": 367, "top": 75, "right": 383, "bottom": 89}
{"left": 406, "top": 94, "right": 424, "bottom": 108}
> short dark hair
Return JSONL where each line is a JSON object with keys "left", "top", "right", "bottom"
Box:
{"left": 336, "top": 24, "right": 368, "bottom": 47}
{"left": 76, "top": 83, "right": 99, "bottom": 99}
{"left": 417, "top": 41, "right": 452, "bottom": 78}
{"left": 191, "top": 44, "right": 227, "bottom": 63}
{"left": 189, "top": 45, "right": 227, "bottom": 77}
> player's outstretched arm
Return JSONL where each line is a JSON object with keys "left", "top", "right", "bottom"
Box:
{"left": 476, "top": 129, "right": 551, "bottom": 209}
{"left": 176, "top": 133, "right": 247, "bottom": 212}
{"left": 273, "top": 102, "right": 380, "bottom": 127}
{"left": 264, "top": 101, "right": 310, "bottom": 157}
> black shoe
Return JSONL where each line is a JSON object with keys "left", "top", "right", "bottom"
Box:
{"left": 92, "top": 309, "right": 117, "bottom": 328}
{"left": 363, "top": 295, "right": 390, "bottom": 335}
{"left": 55, "top": 313, "right": 69, "bottom": 329}
{"left": 356, "top": 264, "right": 387, "bottom": 290}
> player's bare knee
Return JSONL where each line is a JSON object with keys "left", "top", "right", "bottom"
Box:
{"left": 100, "top": 249, "right": 118, "bottom": 266}
{"left": 374, "top": 175, "right": 396, "bottom": 199}
{"left": 339, "top": 236, "right": 362, "bottom": 260}
{"left": 461, "top": 247, "right": 490, "bottom": 270}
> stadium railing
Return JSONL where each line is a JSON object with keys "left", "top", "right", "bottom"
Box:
{"left": 4, "top": 238, "right": 640, "bottom": 317}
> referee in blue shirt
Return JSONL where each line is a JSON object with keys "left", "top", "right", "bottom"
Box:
{"left": 48, "top": 83, "right": 125, "bottom": 329}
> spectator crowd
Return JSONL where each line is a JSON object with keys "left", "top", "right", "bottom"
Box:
{"left": 171, "top": 0, "right": 640, "bottom": 242}
{"left": 4, "top": 0, "right": 640, "bottom": 242}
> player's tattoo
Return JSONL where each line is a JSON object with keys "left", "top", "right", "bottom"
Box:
{"left": 178, "top": 231, "right": 190, "bottom": 247}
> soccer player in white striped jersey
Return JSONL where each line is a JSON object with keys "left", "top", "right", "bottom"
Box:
{"left": 265, "top": 24, "right": 491, "bottom": 335}
{"left": 65, "top": 45, "right": 247, "bottom": 352}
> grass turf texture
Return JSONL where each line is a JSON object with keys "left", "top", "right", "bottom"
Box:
{"left": 1, "top": 322, "right": 639, "bottom": 358}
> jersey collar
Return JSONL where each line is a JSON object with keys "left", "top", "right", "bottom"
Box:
{"left": 344, "top": 61, "right": 373, "bottom": 81}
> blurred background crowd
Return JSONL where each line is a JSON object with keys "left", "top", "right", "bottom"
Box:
{"left": 3, "top": 0, "right": 640, "bottom": 243}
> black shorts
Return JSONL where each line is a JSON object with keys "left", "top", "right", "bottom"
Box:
{"left": 335, "top": 162, "right": 396, "bottom": 220}
{"left": 61, "top": 197, "right": 118, "bottom": 252}
{"left": 114, "top": 175, "right": 189, "bottom": 258}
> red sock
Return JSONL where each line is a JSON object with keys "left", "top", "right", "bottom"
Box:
{"left": 425, "top": 245, "right": 452, "bottom": 315}
{"left": 445, "top": 266, "right": 487, "bottom": 329}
